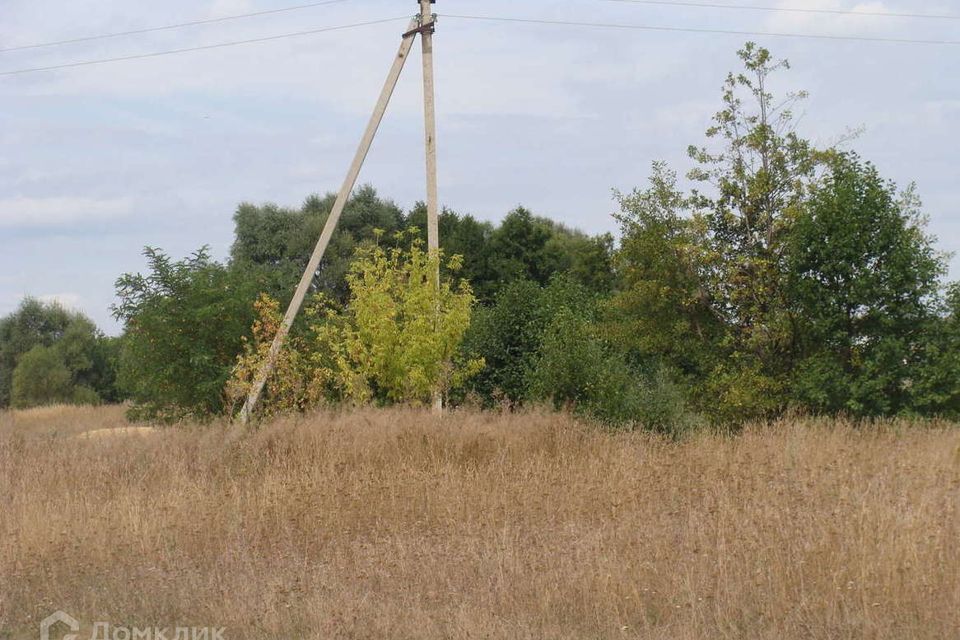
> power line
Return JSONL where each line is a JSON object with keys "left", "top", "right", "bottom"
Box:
{"left": 0, "top": 0, "right": 355, "bottom": 54}
{"left": 444, "top": 14, "right": 960, "bottom": 46}
{"left": 601, "top": 0, "right": 960, "bottom": 21}
{"left": 0, "top": 17, "right": 409, "bottom": 77}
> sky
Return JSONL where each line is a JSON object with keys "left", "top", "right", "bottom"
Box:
{"left": 1, "top": 0, "right": 958, "bottom": 333}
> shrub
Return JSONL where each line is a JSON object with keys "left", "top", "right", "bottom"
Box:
{"left": 11, "top": 345, "right": 73, "bottom": 409}
{"left": 113, "top": 247, "right": 259, "bottom": 421}
{"left": 529, "top": 309, "right": 699, "bottom": 436}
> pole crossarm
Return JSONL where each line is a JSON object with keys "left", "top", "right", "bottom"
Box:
{"left": 238, "top": 16, "right": 421, "bottom": 424}
{"left": 403, "top": 19, "right": 436, "bottom": 38}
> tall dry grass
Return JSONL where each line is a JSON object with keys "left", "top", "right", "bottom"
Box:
{"left": 1, "top": 406, "right": 958, "bottom": 639}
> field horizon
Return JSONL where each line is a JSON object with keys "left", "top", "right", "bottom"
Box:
{"left": 2, "top": 405, "right": 959, "bottom": 639}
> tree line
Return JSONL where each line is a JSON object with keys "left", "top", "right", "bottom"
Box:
{"left": 3, "top": 44, "right": 959, "bottom": 433}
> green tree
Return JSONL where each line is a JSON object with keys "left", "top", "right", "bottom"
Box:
{"left": 113, "top": 247, "right": 260, "bottom": 421}
{"left": 461, "top": 276, "right": 595, "bottom": 405}
{"left": 231, "top": 185, "right": 405, "bottom": 304}
{"left": 686, "top": 42, "right": 822, "bottom": 415}
{"left": 404, "top": 204, "right": 496, "bottom": 297}
{"left": 611, "top": 43, "right": 825, "bottom": 422}
{"left": 462, "top": 280, "right": 545, "bottom": 405}
{"left": 485, "top": 208, "right": 554, "bottom": 286}
{"left": 910, "top": 284, "right": 960, "bottom": 417}
{"left": 529, "top": 306, "right": 698, "bottom": 435}
{"left": 0, "top": 298, "right": 75, "bottom": 407}
{"left": 608, "top": 163, "right": 721, "bottom": 382}
{"left": 406, "top": 204, "right": 614, "bottom": 302}
{"left": 10, "top": 345, "right": 74, "bottom": 408}
{"left": 0, "top": 298, "right": 118, "bottom": 408}
{"left": 612, "top": 44, "right": 954, "bottom": 424}
{"left": 787, "top": 153, "right": 945, "bottom": 416}
{"left": 529, "top": 308, "right": 607, "bottom": 410}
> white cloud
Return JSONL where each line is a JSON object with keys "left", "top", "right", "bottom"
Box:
{"left": 37, "top": 292, "right": 84, "bottom": 310}
{"left": 765, "top": 0, "right": 897, "bottom": 36}
{"left": 0, "top": 196, "right": 134, "bottom": 228}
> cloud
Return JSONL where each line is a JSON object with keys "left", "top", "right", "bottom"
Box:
{"left": 0, "top": 196, "right": 134, "bottom": 228}
{"left": 764, "top": 0, "right": 897, "bottom": 36}
{"left": 37, "top": 292, "right": 84, "bottom": 310}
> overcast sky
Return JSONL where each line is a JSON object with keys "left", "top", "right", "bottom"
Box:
{"left": 1, "top": 0, "right": 957, "bottom": 333}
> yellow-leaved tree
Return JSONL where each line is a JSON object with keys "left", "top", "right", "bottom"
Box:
{"left": 227, "top": 232, "right": 483, "bottom": 415}
{"left": 313, "top": 232, "right": 483, "bottom": 406}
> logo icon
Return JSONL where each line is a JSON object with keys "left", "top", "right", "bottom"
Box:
{"left": 40, "top": 611, "right": 79, "bottom": 640}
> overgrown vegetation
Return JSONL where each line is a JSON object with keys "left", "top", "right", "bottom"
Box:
{"left": 111, "top": 248, "right": 260, "bottom": 421}
{"left": 5, "top": 43, "right": 959, "bottom": 433}
{"left": 3, "top": 406, "right": 958, "bottom": 639}
{"left": 0, "top": 298, "right": 119, "bottom": 409}
{"left": 226, "top": 234, "right": 483, "bottom": 415}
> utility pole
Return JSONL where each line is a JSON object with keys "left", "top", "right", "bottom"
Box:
{"left": 420, "top": 0, "right": 439, "bottom": 256}
{"left": 419, "top": 0, "right": 443, "bottom": 414}
{"left": 239, "top": 17, "right": 420, "bottom": 425}
{"left": 239, "top": 6, "right": 445, "bottom": 424}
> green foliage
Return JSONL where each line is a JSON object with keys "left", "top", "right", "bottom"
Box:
{"left": 226, "top": 294, "right": 316, "bottom": 417}
{"left": 113, "top": 247, "right": 260, "bottom": 421}
{"left": 529, "top": 308, "right": 607, "bottom": 410}
{"left": 404, "top": 204, "right": 496, "bottom": 295}
{"left": 229, "top": 236, "right": 483, "bottom": 415}
{"left": 909, "top": 285, "right": 960, "bottom": 417}
{"left": 609, "top": 163, "right": 721, "bottom": 381}
{"left": 229, "top": 235, "right": 482, "bottom": 415}
{"left": 687, "top": 42, "right": 822, "bottom": 416}
{"left": 529, "top": 308, "right": 698, "bottom": 436}
{"left": 11, "top": 345, "right": 74, "bottom": 408}
{"left": 463, "top": 275, "right": 698, "bottom": 435}
{"left": 235, "top": 190, "right": 615, "bottom": 309}
{"left": 104, "top": 41, "right": 960, "bottom": 430}
{"left": 231, "top": 186, "right": 408, "bottom": 305}
{"left": 612, "top": 43, "right": 952, "bottom": 425}
{"left": 0, "top": 298, "right": 118, "bottom": 409}
{"left": 0, "top": 298, "right": 75, "bottom": 407}
{"left": 462, "top": 276, "right": 595, "bottom": 405}
{"left": 478, "top": 208, "right": 615, "bottom": 299}
{"left": 786, "top": 153, "right": 945, "bottom": 416}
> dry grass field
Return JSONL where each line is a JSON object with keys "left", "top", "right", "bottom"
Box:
{"left": 1, "top": 406, "right": 959, "bottom": 639}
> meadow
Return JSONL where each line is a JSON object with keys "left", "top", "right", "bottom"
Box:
{"left": 1, "top": 406, "right": 958, "bottom": 639}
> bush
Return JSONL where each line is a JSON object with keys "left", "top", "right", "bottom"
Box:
{"left": 529, "top": 308, "right": 699, "bottom": 436}
{"left": 460, "top": 280, "right": 547, "bottom": 406}
{"left": 113, "top": 247, "right": 260, "bottom": 421}
{"left": 11, "top": 345, "right": 73, "bottom": 409}
{"left": 461, "top": 276, "right": 599, "bottom": 406}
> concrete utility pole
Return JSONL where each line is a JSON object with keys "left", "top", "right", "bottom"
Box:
{"left": 239, "top": 17, "right": 420, "bottom": 425}
{"left": 240, "top": 5, "right": 445, "bottom": 424}
{"left": 419, "top": 0, "right": 443, "bottom": 414}
{"left": 420, "top": 0, "right": 439, "bottom": 256}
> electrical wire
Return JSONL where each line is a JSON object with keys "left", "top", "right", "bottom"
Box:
{"left": 0, "top": 16, "right": 410, "bottom": 77}
{"left": 444, "top": 14, "right": 960, "bottom": 46}
{"left": 600, "top": 0, "right": 960, "bottom": 21}
{"left": 0, "top": 0, "right": 355, "bottom": 54}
